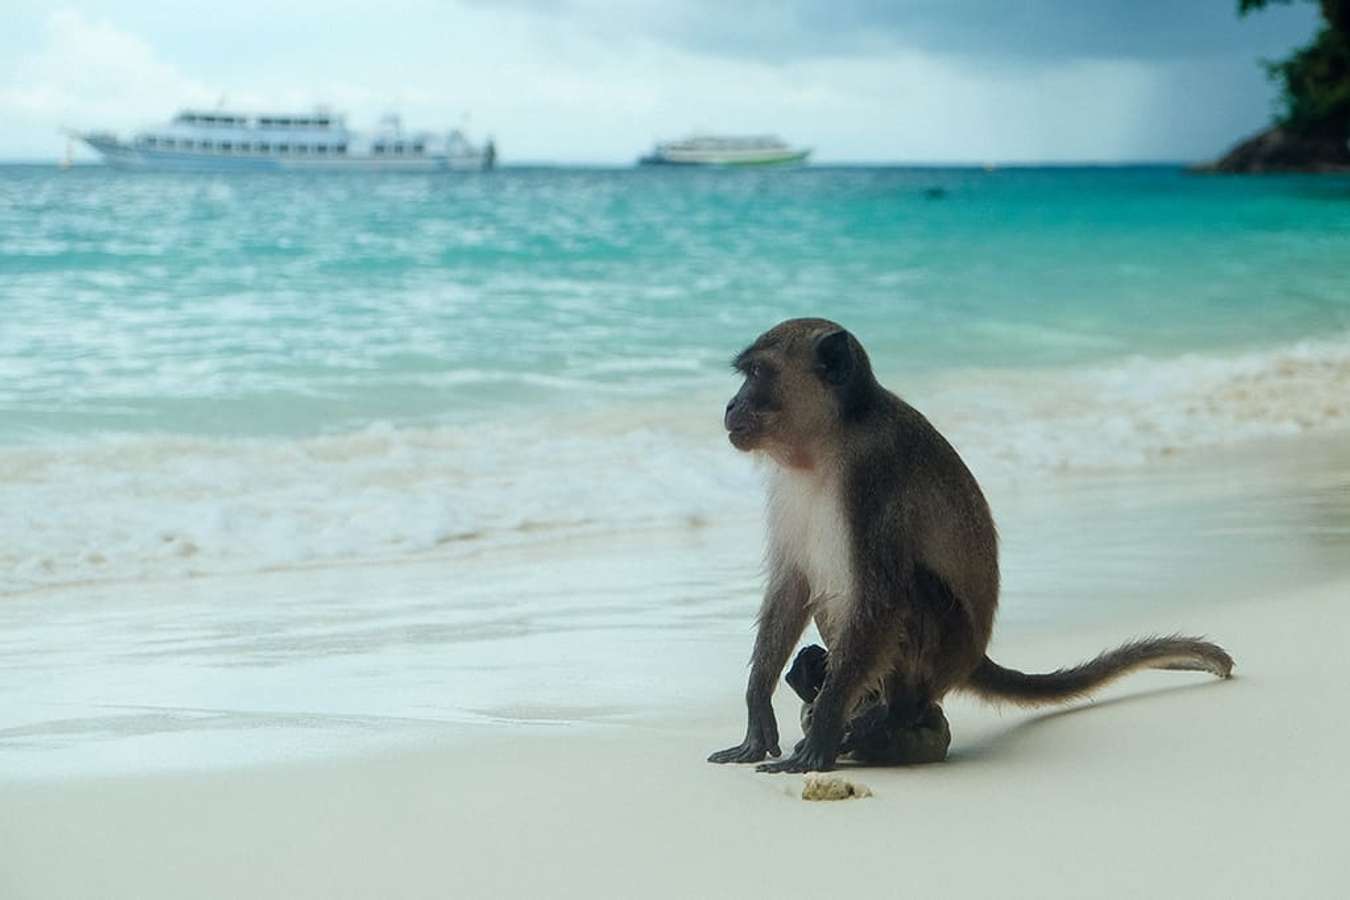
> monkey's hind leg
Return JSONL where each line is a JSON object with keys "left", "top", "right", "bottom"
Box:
{"left": 786, "top": 645, "right": 951, "bottom": 766}
{"left": 845, "top": 701, "right": 950, "bottom": 766}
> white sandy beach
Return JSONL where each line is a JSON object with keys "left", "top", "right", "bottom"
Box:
{"left": 2, "top": 571, "right": 1347, "bottom": 899}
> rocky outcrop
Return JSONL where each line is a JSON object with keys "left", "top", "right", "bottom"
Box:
{"left": 1193, "top": 126, "right": 1350, "bottom": 173}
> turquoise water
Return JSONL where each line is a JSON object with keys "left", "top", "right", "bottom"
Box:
{"left": 3, "top": 165, "right": 1349, "bottom": 439}
{"left": 3, "top": 164, "right": 1350, "bottom": 592}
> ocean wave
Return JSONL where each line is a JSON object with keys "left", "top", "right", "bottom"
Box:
{"left": 5, "top": 335, "right": 1349, "bottom": 594}
{"left": 921, "top": 332, "right": 1350, "bottom": 473}
{"left": 0, "top": 418, "right": 761, "bottom": 595}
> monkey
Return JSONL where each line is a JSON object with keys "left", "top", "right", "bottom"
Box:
{"left": 708, "top": 318, "right": 1233, "bottom": 774}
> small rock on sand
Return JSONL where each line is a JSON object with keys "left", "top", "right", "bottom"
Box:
{"left": 801, "top": 773, "right": 872, "bottom": 801}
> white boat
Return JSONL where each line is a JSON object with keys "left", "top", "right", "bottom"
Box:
{"left": 638, "top": 134, "right": 810, "bottom": 167}
{"left": 75, "top": 109, "right": 495, "bottom": 172}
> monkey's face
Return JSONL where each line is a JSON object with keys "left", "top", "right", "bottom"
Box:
{"left": 726, "top": 320, "right": 862, "bottom": 467}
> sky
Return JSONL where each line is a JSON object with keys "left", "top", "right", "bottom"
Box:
{"left": 0, "top": 0, "right": 1323, "bottom": 164}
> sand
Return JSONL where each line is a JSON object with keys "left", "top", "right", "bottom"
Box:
{"left": 3, "top": 572, "right": 1347, "bottom": 900}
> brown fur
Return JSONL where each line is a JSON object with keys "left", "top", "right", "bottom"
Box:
{"left": 709, "top": 318, "right": 1234, "bottom": 773}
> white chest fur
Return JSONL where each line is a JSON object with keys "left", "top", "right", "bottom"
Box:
{"left": 766, "top": 466, "right": 854, "bottom": 644}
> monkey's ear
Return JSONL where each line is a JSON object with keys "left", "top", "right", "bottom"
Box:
{"left": 813, "top": 329, "right": 855, "bottom": 386}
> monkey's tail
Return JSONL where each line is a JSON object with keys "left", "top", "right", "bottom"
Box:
{"left": 963, "top": 635, "right": 1233, "bottom": 707}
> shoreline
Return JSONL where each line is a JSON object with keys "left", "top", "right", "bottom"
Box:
{"left": 2, "top": 426, "right": 1347, "bottom": 785}
{"left": 6, "top": 421, "right": 1346, "bottom": 604}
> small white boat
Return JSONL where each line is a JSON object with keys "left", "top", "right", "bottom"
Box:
{"left": 75, "top": 109, "right": 495, "bottom": 172}
{"left": 638, "top": 134, "right": 810, "bottom": 167}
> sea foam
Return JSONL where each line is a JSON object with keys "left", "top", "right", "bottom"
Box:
{"left": 5, "top": 334, "right": 1349, "bottom": 595}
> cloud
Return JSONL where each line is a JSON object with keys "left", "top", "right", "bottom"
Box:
{"left": 470, "top": 0, "right": 1321, "bottom": 64}
{"left": 0, "top": 10, "right": 213, "bottom": 147}
{"left": 0, "top": 1, "right": 1322, "bottom": 163}
{"left": 0, "top": 10, "right": 223, "bottom": 159}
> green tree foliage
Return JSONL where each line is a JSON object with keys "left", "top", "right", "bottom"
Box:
{"left": 1241, "top": 0, "right": 1350, "bottom": 137}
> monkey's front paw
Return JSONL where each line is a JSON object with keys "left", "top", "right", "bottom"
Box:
{"left": 708, "top": 738, "right": 781, "bottom": 764}
{"left": 756, "top": 746, "right": 835, "bottom": 774}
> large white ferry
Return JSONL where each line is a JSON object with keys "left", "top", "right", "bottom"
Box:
{"left": 638, "top": 134, "right": 810, "bottom": 167}
{"left": 76, "top": 109, "right": 495, "bottom": 172}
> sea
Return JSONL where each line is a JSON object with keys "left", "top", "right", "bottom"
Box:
{"left": 2, "top": 164, "right": 1349, "bottom": 776}
{"left": 4, "top": 164, "right": 1349, "bottom": 593}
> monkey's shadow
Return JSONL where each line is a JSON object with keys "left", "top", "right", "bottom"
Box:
{"left": 942, "top": 679, "right": 1234, "bottom": 765}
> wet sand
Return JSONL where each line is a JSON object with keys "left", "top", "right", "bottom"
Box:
{"left": 2, "top": 574, "right": 1346, "bottom": 899}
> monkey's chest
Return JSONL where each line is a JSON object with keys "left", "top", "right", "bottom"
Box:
{"left": 768, "top": 474, "right": 855, "bottom": 646}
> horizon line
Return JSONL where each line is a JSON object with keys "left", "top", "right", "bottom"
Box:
{"left": 0, "top": 157, "right": 1204, "bottom": 169}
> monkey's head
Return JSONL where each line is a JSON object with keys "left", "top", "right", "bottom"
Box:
{"left": 725, "top": 318, "right": 876, "bottom": 467}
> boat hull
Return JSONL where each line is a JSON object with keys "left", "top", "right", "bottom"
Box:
{"left": 80, "top": 135, "right": 491, "bottom": 173}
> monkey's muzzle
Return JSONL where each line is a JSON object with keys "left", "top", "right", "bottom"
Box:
{"left": 724, "top": 398, "right": 759, "bottom": 450}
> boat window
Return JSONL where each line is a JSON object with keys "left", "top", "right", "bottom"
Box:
{"left": 296, "top": 118, "right": 310, "bottom": 128}
{"left": 393, "top": 142, "right": 405, "bottom": 154}
{"left": 316, "top": 144, "right": 328, "bottom": 154}
{"left": 145, "top": 137, "right": 158, "bottom": 147}
{"left": 278, "top": 118, "right": 291, "bottom": 127}
{"left": 413, "top": 143, "right": 425, "bottom": 154}
{"left": 220, "top": 141, "right": 232, "bottom": 151}
{"left": 258, "top": 142, "right": 270, "bottom": 152}
{"left": 317, "top": 118, "right": 330, "bottom": 127}
{"left": 336, "top": 144, "right": 347, "bottom": 155}
{"left": 296, "top": 145, "right": 308, "bottom": 154}
{"left": 162, "top": 139, "right": 175, "bottom": 149}
{"left": 373, "top": 143, "right": 385, "bottom": 155}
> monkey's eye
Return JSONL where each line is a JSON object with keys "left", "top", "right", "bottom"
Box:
{"left": 749, "top": 363, "right": 763, "bottom": 380}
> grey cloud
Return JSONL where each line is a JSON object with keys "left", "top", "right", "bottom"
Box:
{"left": 475, "top": 0, "right": 1321, "bottom": 64}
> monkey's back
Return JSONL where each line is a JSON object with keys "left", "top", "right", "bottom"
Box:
{"left": 849, "top": 391, "right": 1001, "bottom": 661}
